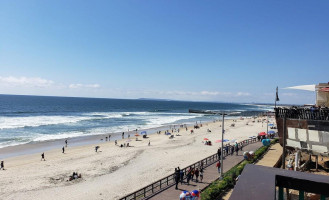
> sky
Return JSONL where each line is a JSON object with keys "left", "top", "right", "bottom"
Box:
{"left": 1, "top": 0, "right": 329, "bottom": 105}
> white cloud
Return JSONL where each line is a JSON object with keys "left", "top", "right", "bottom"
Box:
{"left": 0, "top": 76, "right": 54, "bottom": 87}
{"left": 69, "top": 83, "right": 100, "bottom": 89}
{"left": 124, "top": 89, "right": 249, "bottom": 99}
{"left": 282, "top": 93, "right": 297, "bottom": 97}
{"left": 236, "top": 92, "right": 251, "bottom": 96}
{"left": 200, "top": 91, "right": 220, "bottom": 96}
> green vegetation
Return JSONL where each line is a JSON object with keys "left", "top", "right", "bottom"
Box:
{"left": 201, "top": 139, "right": 278, "bottom": 200}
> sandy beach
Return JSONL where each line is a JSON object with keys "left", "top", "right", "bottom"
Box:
{"left": 0, "top": 116, "right": 274, "bottom": 200}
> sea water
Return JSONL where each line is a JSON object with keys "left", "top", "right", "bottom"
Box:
{"left": 0, "top": 94, "right": 272, "bottom": 148}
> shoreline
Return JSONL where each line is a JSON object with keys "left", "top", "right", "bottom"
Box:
{"left": 0, "top": 120, "right": 210, "bottom": 159}
{"left": 0, "top": 116, "right": 272, "bottom": 200}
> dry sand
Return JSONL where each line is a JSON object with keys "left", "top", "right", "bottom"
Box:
{"left": 0, "top": 116, "right": 274, "bottom": 200}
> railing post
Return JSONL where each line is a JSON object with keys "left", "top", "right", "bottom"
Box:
{"left": 144, "top": 188, "right": 146, "bottom": 197}
{"left": 134, "top": 192, "right": 136, "bottom": 200}
{"left": 279, "top": 187, "right": 284, "bottom": 200}
{"left": 152, "top": 184, "right": 154, "bottom": 193}
{"left": 167, "top": 177, "right": 169, "bottom": 185}
{"left": 298, "top": 190, "right": 304, "bottom": 200}
{"left": 160, "top": 180, "right": 161, "bottom": 189}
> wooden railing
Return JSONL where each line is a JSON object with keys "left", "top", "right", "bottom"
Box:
{"left": 275, "top": 107, "right": 329, "bottom": 120}
{"left": 119, "top": 137, "right": 257, "bottom": 200}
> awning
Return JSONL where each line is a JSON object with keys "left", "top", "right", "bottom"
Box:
{"left": 284, "top": 84, "right": 316, "bottom": 92}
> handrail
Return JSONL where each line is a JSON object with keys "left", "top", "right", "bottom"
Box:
{"left": 275, "top": 107, "right": 329, "bottom": 120}
{"left": 119, "top": 137, "right": 257, "bottom": 200}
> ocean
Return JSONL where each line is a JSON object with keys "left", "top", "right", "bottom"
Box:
{"left": 0, "top": 94, "right": 273, "bottom": 149}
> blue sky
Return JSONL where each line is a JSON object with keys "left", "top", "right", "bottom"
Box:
{"left": 1, "top": 0, "right": 328, "bottom": 104}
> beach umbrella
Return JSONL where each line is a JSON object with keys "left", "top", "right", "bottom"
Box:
{"left": 268, "top": 130, "right": 275, "bottom": 134}
{"left": 135, "top": 134, "right": 140, "bottom": 136}
{"left": 203, "top": 138, "right": 209, "bottom": 141}
{"left": 216, "top": 139, "right": 229, "bottom": 143}
{"left": 259, "top": 132, "right": 267, "bottom": 136}
{"left": 230, "top": 139, "right": 237, "bottom": 143}
{"left": 140, "top": 131, "right": 147, "bottom": 135}
{"left": 268, "top": 123, "right": 274, "bottom": 126}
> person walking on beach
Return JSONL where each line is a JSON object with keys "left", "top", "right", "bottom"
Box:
{"left": 0, "top": 161, "right": 4, "bottom": 170}
{"left": 148, "top": 140, "right": 150, "bottom": 146}
{"left": 195, "top": 168, "right": 200, "bottom": 182}
{"left": 95, "top": 146, "right": 99, "bottom": 152}
{"left": 122, "top": 132, "right": 124, "bottom": 139}
{"left": 115, "top": 140, "right": 117, "bottom": 145}
{"left": 231, "top": 145, "right": 234, "bottom": 156}
{"left": 62, "top": 146, "right": 65, "bottom": 154}
{"left": 217, "top": 148, "right": 221, "bottom": 160}
{"left": 216, "top": 160, "right": 221, "bottom": 175}
{"left": 109, "top": 135, "right": 111, "bottom": 141}
{"left": 41, "top": 153, "right": 46, "bottom": 161}
{"left": 65, "top": 139, "right": 68, "bottom": 147}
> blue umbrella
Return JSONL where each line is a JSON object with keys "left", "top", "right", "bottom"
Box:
{"left": 140, "top": 131, "right": 147, "bottom": 135}
{"left": 268, "top": 130, "right": 275, "bottom": 134}
{"left": 268, "top": 124, "right": 274, "bottom": 126}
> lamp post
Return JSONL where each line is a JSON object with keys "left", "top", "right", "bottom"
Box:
{"left": 266, "top": 112, "right": 269, "bottom": 135}
{"left": 220, "top": 112, "right": 227, "bottom": 179}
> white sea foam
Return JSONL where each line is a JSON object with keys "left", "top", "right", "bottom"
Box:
{"left": 0, "top": 112, "right": 203, "bottom": 148}
{"left": 0, "top": 115, "right": 88, "bottom": 129}
{"left": 0, "top": 112, "right": 137, "bottom": 130}
{"left": 33, "top": 131, "right": 89, "bottom": 142}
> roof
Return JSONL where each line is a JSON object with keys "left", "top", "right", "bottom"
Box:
{"left": 229, "top": 164, "right": 329, "bottom": 200}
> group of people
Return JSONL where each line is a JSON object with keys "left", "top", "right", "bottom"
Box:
{"left": 69, "top": 172, "right": 82, "bottom": 181}
{"left": 174, "top": 163, "right": 204, "bottom": 190}
{"left": 222, "top": 142, "right": 243, "bottom": 156}
{"left": 257, "top": 134, "right": 274, "bottom": 141}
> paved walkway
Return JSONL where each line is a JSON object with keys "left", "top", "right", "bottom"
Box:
{"left": 256, "top": 143, "right": 282, "bottom": 167}
{"left": 148, "top": 141, "right": 263, "bottom": 200}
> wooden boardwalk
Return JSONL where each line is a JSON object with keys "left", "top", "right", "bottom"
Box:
{"left": 147, "top": 141, "right": 263, "bottom": 200}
